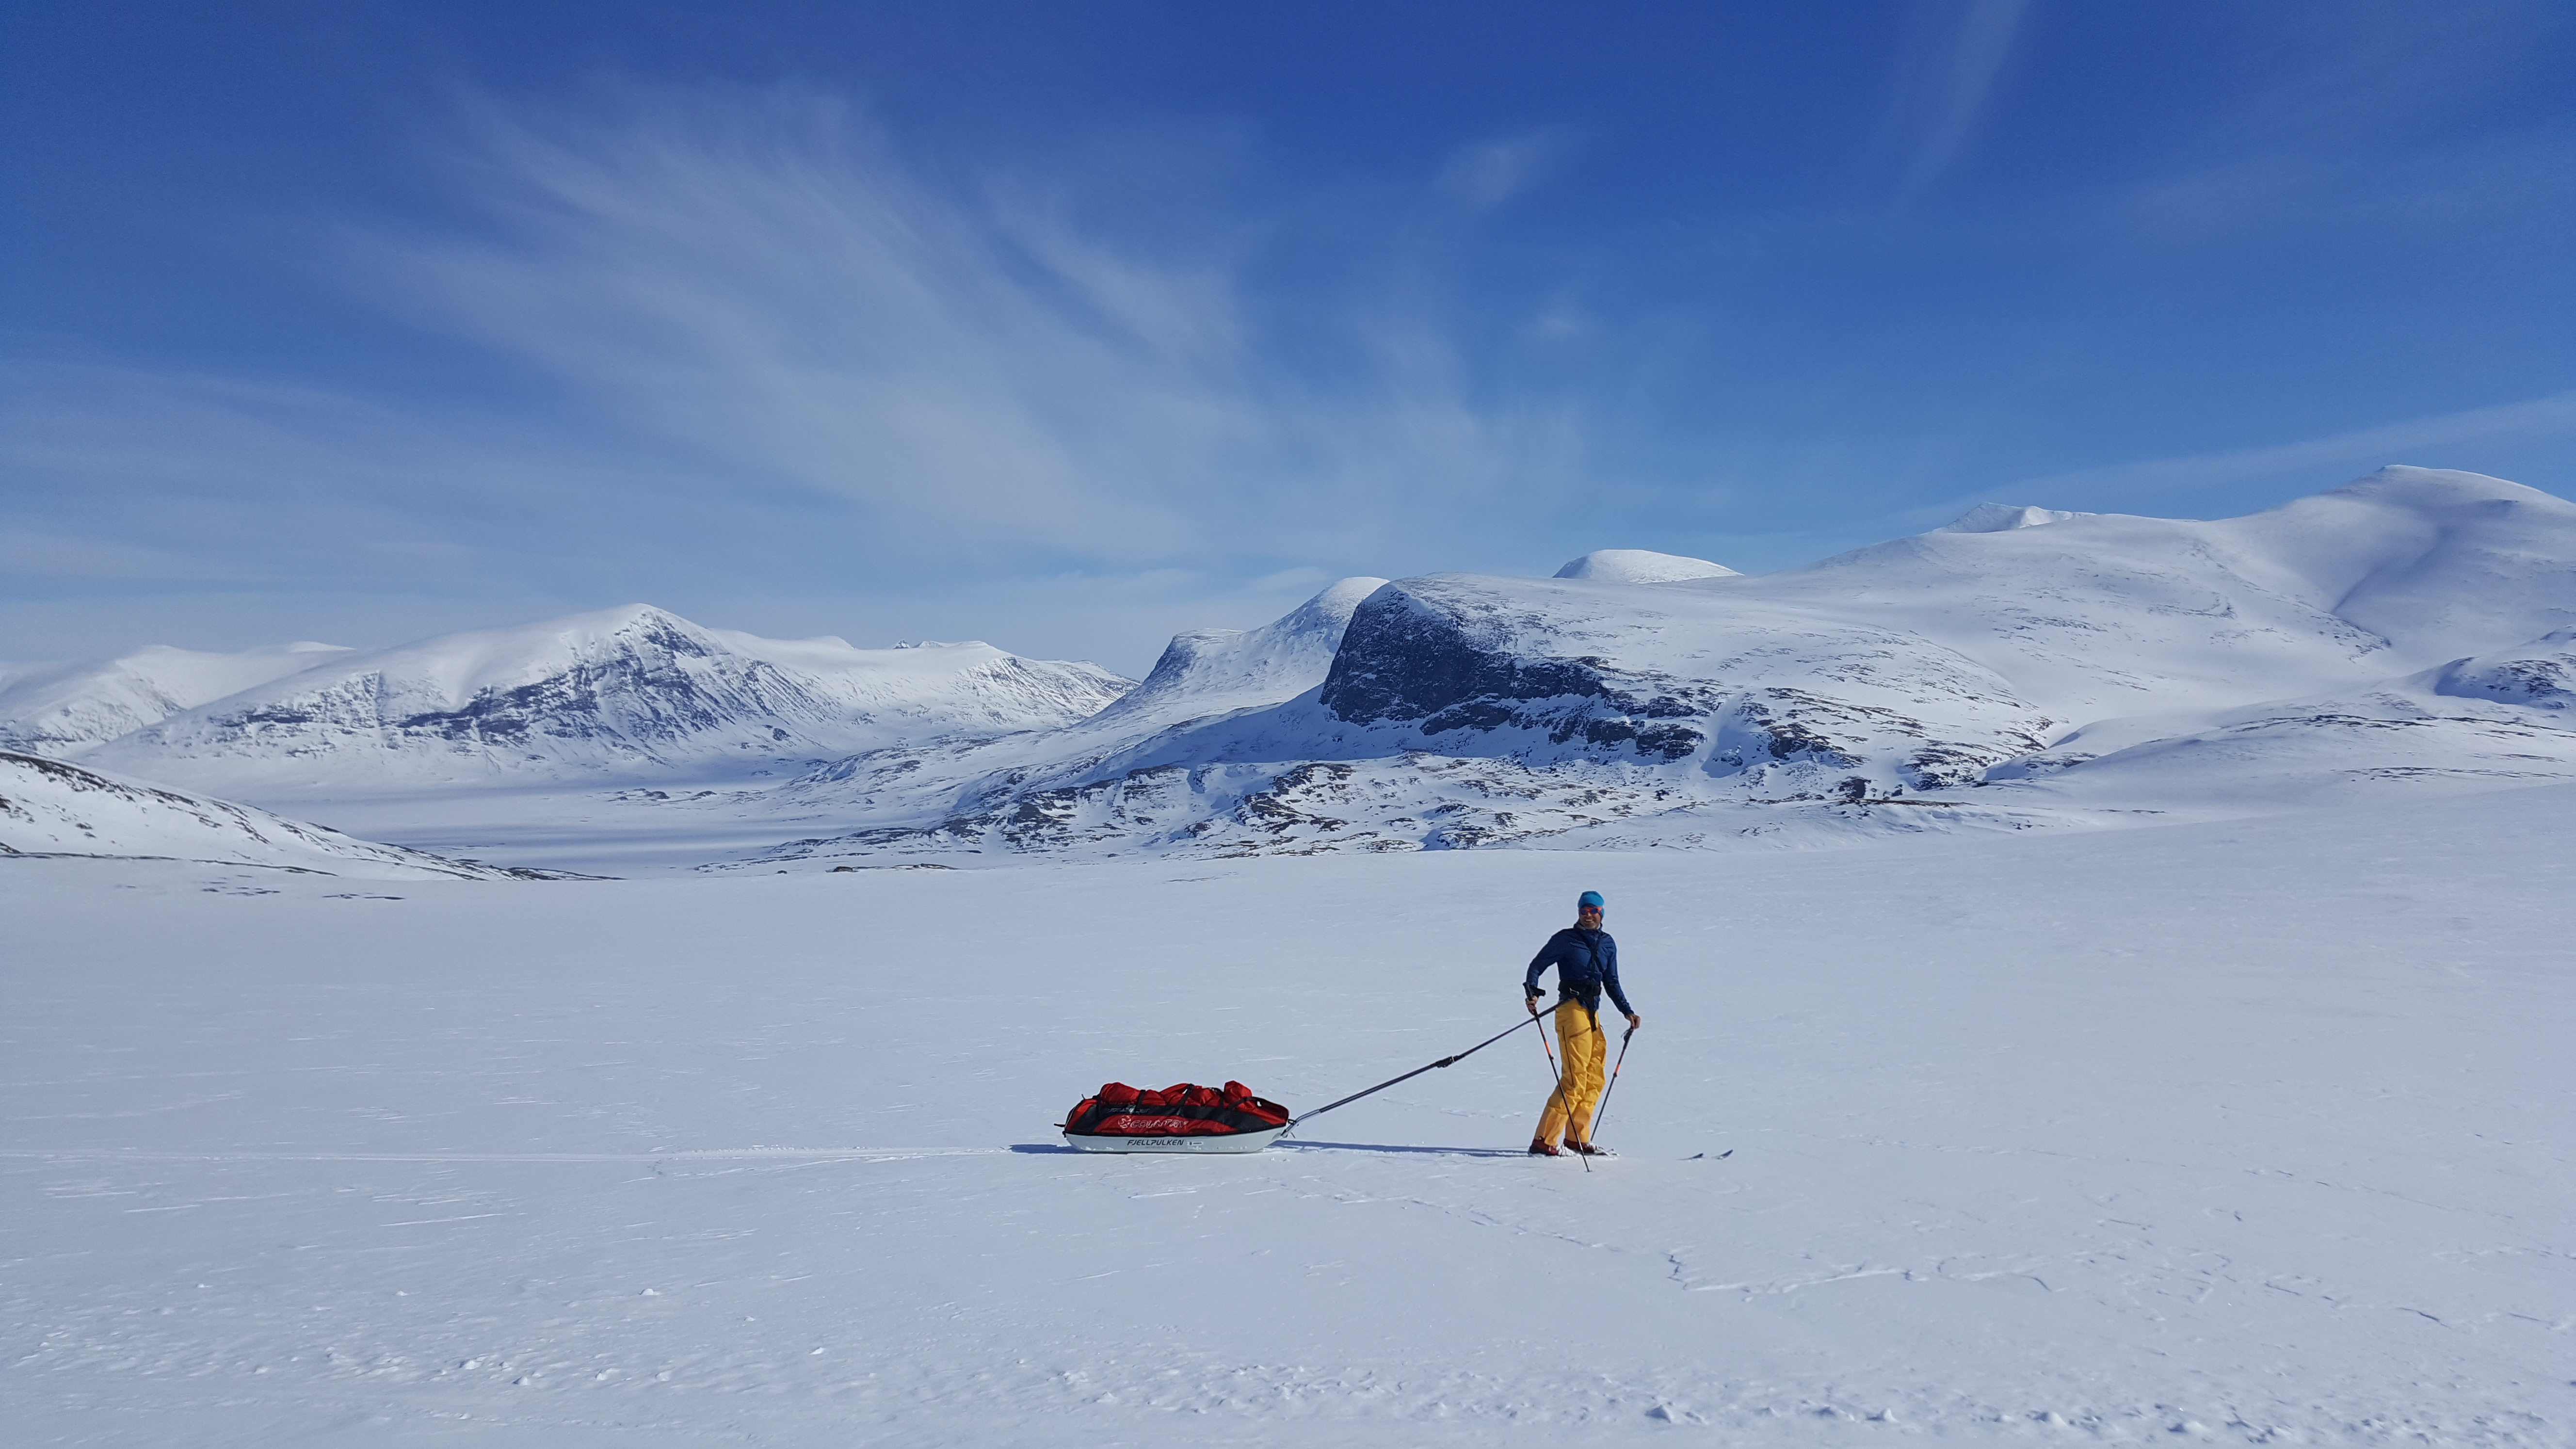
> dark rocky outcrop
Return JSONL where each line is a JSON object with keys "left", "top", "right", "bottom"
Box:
{"left": 1320, "top": 585, "right": 1605, "bottom": 727}
{"left": 1319, "top": 583, "right": 1712, "bottom": 764}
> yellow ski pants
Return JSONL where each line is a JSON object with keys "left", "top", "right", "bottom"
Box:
{"left": 1535, "top": 999, "right": 1608, "bottom": 1146}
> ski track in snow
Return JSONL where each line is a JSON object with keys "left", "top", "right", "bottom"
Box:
{"left": 5, "top": 785, "right": 2571, "bottom": 1446}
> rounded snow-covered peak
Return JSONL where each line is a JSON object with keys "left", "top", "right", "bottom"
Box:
{"left": 1552, "top": 549, "right": 1739, "bottom": 583}
{"left": 547, "top": 602, "right": 705, "bottom": 642}
{"left": 317, "top": 603, "right": 724, "bottom": 705}
{"left": 1275, "top": 576, "right": 1394, "bottom": 638}
{"left": 1311, "top": 574, "right": 1395, "bottom": 614}
{"left": 2323, "top": 465, "right": 2568, "bottom": 514}
{"left": 1935, "top": 504, "right": 2084, "bottom": 534}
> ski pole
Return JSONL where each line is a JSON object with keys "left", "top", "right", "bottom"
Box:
{"left": 1282, "top": 1014, "right": 1540, "bottom": 1136}
{"left": 1532, "top": 997, "right": 1562, "bottom": 1081}
{"left": 1584, "top": 1023, "right": 1638, "bottom": 1147}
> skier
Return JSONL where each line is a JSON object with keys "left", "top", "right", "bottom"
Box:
{"left": 1523, "top": 890, "right": 1641, "bottom": 1157}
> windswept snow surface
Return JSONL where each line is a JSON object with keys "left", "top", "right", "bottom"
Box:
{"left": 0, "top": 750, "right": 546, "bottom": 880}
{"left": 3, "top": 787, "right": 2569, "bottom": 1445}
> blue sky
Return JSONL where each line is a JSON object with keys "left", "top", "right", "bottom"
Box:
{"left": 5, "top": 2, "right": 2572, "bottom": 676}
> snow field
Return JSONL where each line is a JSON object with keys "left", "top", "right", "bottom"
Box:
{"left": 3, "top": 785, "right": 2570, "bottom": 1445}
{"left": 0, "top": 751, "right": 535, "bottom": 880}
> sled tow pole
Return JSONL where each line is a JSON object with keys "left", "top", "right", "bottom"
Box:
{"left": 1282, "top": 1014, "right": 1541, "bottom": 1137}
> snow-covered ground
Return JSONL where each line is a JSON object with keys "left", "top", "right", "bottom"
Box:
{"left": 6, "top": 783, "right": 2567, "bottom": 1446}
{"left": 0, "top": 751, "right": 553, "bottom": 880}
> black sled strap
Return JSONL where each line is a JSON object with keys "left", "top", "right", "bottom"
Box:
{"left": 1285, "top": 1014, "right": 1541, "bottom": 1133}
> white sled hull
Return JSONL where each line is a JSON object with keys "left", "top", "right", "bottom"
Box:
{"left": 1062, "top": 1126, "right": 1286, "bottom": 1154}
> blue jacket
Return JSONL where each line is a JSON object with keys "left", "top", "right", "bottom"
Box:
{"left": 1525, "top": 927, "right": 1631, "bottom": 1014}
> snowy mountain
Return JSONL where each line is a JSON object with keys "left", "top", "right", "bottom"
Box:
{"left": 740, "top": 468, "right": 2576, "bottom": 866}
{"left": 17, "top": 468, "right": 2569, "bottom": 875}
{"left": 71, "top": 605, "right": 1134, "bottom": 797}
{"left": 699, "top": 577, "right": 1397, "bottom": 865}
{"left": 1932, "top": 502, "right": 2087, "bottom": 533}
{"left": 0, "top": 642, "right": 354, "bottom": 756}
{"left": 1550, "top": 548, "right": 1739, "bottom": 583}
{"left": 0, "top": 751, "right": 551, "bottom": 879}
{"left": 1085, "top": 576, "right": 1391, "bottom": 731}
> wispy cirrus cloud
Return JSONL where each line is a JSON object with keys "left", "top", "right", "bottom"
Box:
{"left": 0, "top": 85, "right": 1602, "bottom": 662}
{"left": 1435, "top": 128, "right": 1579, "bottom": 211}
{"left": 2110, "top": 135, "right": 2576, "bottom": 251}
{"left": 1890, "top": 0, "right": 2032, "bottom": 204}
{"left": 1994, "top": 390, "right": 2576, "bottom": 507}
{"left": 0, "top": 360, "right": 591, "bottom": 589}
{"left": 8, "top": 44, "right": 2562, "bottom": 667}
{"left": 341, "top": 84, "right": 1581, "bottom": 568}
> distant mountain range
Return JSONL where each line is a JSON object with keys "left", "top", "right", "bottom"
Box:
{"left": 0, "top": 641, "right": 356, "bottom": 757}
{"left": 5, "top": 606, "right": 1131, "bottom": 786}
{"left": 738, "top": 466, "right": 2576, "bottom": 865}
{"left": 5, "top": 466, "right": 2571, "bottom": 874}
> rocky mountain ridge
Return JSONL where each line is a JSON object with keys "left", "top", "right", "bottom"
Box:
{"left": 16, "top": 605, "right": 1133, "bottom": 800}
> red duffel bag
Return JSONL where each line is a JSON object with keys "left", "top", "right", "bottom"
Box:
{"left": 1061, "top": 1080, "right": 1290, "bottom": 1138}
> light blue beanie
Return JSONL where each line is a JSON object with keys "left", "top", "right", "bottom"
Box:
{"left": 1577, "top": 890, "right": 1605, "bottom": 910}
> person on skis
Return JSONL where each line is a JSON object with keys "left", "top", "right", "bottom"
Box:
{"left": 1524, "top": 890, "right": 1641, "bottom": 1157}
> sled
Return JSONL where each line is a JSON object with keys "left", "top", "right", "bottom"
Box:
{"left": 1059, "top": 1080, "right": 1291, "bottom": 1153}
{"left": 1055, "top": 1015, "right": 1560, "bottom": 1155}
{"left": 1062, "top": 1125, "right": 1288, "bottom": 1154}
